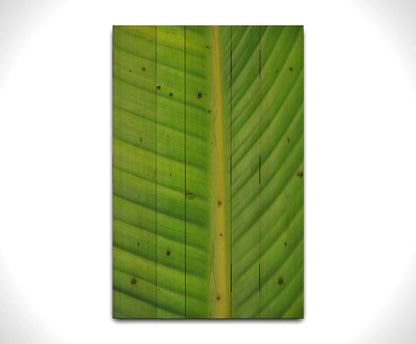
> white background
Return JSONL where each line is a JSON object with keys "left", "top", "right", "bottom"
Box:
{"left": 1, "top": 0, "right": 416, "bottom": 343}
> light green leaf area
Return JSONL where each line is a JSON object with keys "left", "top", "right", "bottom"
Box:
{"left": 113, "top": 25, "right": 303, "bottom": 319}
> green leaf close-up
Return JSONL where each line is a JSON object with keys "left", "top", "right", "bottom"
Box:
{"left": 112, "top": 25, "right": 304, "bottom": 319}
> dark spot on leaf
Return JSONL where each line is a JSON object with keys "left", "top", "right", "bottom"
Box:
{"left": 185, "top": 192, "right": 194, "bottom": 200}
{"left": 166, "top": 250, "right": 170, "bottom": 256}
{"left": 289, "top": 67, "right": 293, "bottom": 71}
{"left": 139, "top": 137, "right": 143, "bottom": 143}
{"left": 208, "top": 110, "right": 211, "bottom": 114}
{"left": 297, "top": 171, "right": 303, "bottom": 177}
{"left": 287, "top": 137, "right": 290, "bottom": 143}
{"left": 278, "top": 277, "right": 284, "bottom": 285}
{"left": 129, "top": 69, "right": 131, "bottom": 73}
{"left": 197, "top": 93, "right": 202, "bottom": 99}
{"left": 169, "top": 92, "right": 173, "bottom": 97}
{"left": 276, "top": 70, "right": 279, "bottom": 73}
{"left": 206, "top": 45, "right": 210, "bottom": 49}
{"left": 142, "top": 67, "right": 146, "bottom": 71}
{"left": 131, "top": 278, "right": 137, "bottom": 285}
{"left": 157, "top": 85, "right": 161, "bottom": 90}
{"left": 284, "top": 242, "right": 287, "bottom": 246}
{"left": 169, "top": 173, "right": 172, "bottom": 177}
{"left": 217, "top": 200, "right": 222, "bottom": 206}
{"left": 219, "top": 233, "right": 223, "bottom": 237}
{"left": 137, "top": 242, "right": 140, "bottom": 246}
{"left": 216, "top": 296, "right": 221, "bottom": 301}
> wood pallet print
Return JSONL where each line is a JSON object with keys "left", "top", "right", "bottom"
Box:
{"left": 112, "top": 25, "right": 304, "bottom": 319}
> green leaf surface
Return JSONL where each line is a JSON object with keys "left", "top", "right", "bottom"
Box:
{"left": 113, "top": 25, "right": 303, "bottom": 319}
